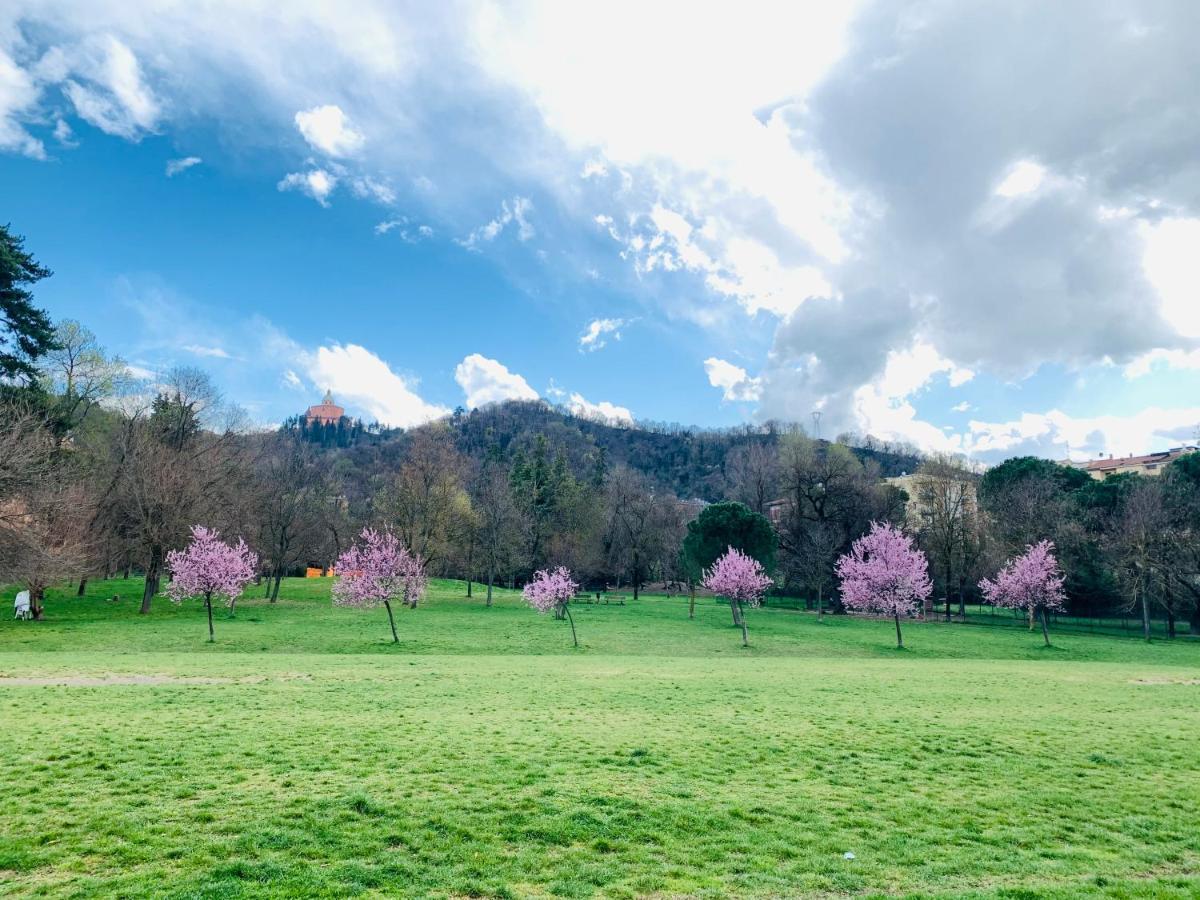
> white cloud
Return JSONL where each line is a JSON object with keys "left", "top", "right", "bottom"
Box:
{"left": 964, "top": 407, "right": 1200, "bottom": 460}
{"left": 62, "top": 36, "right": 159, "bottom": 139}
{"left": 993, "top": 159, "right": 1047, "bottom": 198}
{"left": 165, "top": 156, "right": 201, "bottom": 177}
{"left": 1141, "top": 216, "right": 1200, "bottom": 339}
{"left": 952, "top": 401, "right": 972, "bottom": 413}
{"left": 183, "top": 344, "right": 231, "bottom": 359}
{"left": 566, "top": 392, "right": 633, "bottom": 425}
{"left": 282, "top": 369, "right": 304, "bottom": 390}
{"left": 349, "top": 175, "right": 394, "bottom": 204}
{"left": 578, "top": 318, "right": 626, "bottom": 352}
{"left": 294, "top": 104, "right": 364, "bottom": 157}
{"left": 460, "top": 196, "right": 534, "bottom": 249}
{"left": 308, "top": 343, "right": 448, "bottom": 427}
{"left": 454, "top": 353, "right": 539, "bottom": 408}
{"left": 877, "top": 339, "right": 974, "bottom": 398}
{"left": 704, "top": 357, "right": 762, "bottom": 402}
{"left": 277, "top": 169, "right": 338, "bottom": 206}
{"left": 1124, "top": 348, "right": 1200, "bottom": 378}
{"left": 0, "top": 50, "right": 45, "bottom": 158}
{"left": 374, "top": 216, "right": 432, "bottom": 241}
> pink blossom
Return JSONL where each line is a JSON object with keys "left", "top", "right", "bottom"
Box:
{"left": 702, "top": 546, "right": 774, "bottom": 646}
{"left": 835, "top": 522, "right": 932, "bottom": 647}
{"left": 165, "top": 525, "right": 258, "bottom": 642}
{"left": 332, "top": 528, "right": 427, "bottom": 643}
{"left": 523, "top": 566, "right": 581, "bottom": 646}
{"left": 702, "top": 546, "right": 773, "bottom": 607}
{"left": 979, "top": 539, "right": 1066, "bottom": 645}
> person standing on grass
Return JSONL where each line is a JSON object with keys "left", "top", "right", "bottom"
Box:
{"left": 836, "top": 522, "right": 932, "bottom": 649}
{"left": 979, "top": 540, "right": 1067, "bottom": 647}
{"left": 702, "top": 546, "right": 773, "bottom": 647}
{"left": 165, "top": 526, "right": 258, "bottom": 642}
{"left": 332, "top": 528, "right": 428, "bottom": 644}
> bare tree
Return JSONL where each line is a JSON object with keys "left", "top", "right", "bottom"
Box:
{"left": 471, "top": 462, "right": 522, "bottom": 605}
{"left": 255, "top": 435, "right": 324, "bottom": 601}
{"left": 725, "top": 442, "right": 780, "bottom": 515}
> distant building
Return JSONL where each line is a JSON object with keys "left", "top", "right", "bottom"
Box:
{"left": 885, "top": 471, "right": 978, "bottom": 532}
{"left": 1078, "top": 446, "right": 1197, "bottom": 480}
{"left": 305, "top": 389, "right": 345, "bottom": 426}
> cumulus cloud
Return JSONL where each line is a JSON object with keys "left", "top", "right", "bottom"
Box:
{"left": 704, "top": 358, "right": 762, "bottom": 403}
{"left": 454, "top": 353, "right": 539, "bottom": 408}
{"left": 578, "top": 318, "right": 626, "bottom": 352}
{"left": 5, "top": 2, "right": 1200, "bottom": 454}
{"left": 308, "top": 343, "right": 448, "bottom": 427}
{"left": 277, "top": 169, "right": 338, "bottom": 206}
{"left": 566, "top": 392, "right": 633, "bottom": 426}
{"left": 165, "top": 156, "right": 201, "bottom": 177}
{"left": 294, "top": 104, "right": 364, "bottom": 157}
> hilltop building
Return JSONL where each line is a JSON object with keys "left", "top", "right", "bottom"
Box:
{"left": 1073, "top": 446, "right": 1197, "bottom": 480}
{"left": 305, "top": 389, "right": 345, "bottom": 426}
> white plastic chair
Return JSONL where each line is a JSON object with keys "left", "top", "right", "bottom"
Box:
{"left": 13, "top": 590, "right": 32, "bottom": 620}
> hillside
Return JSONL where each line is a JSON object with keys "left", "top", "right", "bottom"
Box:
{"left": 324, "top": 401, "right": 922, "bottom": 501}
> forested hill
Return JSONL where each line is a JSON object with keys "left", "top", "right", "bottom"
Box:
{"left": 331, "top": 401, "right": 922, "bottom": 502}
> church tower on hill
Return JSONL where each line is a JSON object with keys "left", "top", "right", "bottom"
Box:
{"left": 305, "top": 389, "right": 345, "bottom": 426}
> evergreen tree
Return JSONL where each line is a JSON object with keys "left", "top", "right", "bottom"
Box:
{"left": 0, "top": 224, "right": 57, "bottom": 385}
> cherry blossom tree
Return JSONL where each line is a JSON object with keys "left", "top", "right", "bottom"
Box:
{"left": 523, "top": 566, "right": 581, "bottom": 647}
{"left": 702, "top": 546, "right": 773, "bottom": 646}
{"left": 979, "top": 539, "right": 1066, "bottom": 646}
{"left": 165, "top": 525, "right": 258, "bottom": 642}
{"left": 836, "top": 522, "right": 932, "bottom": 648}
{"left": 332, "top": 528, "right": 427, "bottom": 644}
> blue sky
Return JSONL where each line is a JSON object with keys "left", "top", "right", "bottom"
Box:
{"left": 2, "top": 1, "right": 1199, "bottom": 462}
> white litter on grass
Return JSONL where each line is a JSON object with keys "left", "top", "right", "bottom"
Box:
{"left": 843, "top": 852, "right": 855, "bottom": 860}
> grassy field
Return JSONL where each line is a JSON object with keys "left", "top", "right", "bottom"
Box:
{"left": 2, "top": 578, "right": 1198, "bottom": 898}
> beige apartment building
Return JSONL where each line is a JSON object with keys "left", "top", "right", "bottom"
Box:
{"left": 1074, "top": 446, "right": 1196, "bottom": 480}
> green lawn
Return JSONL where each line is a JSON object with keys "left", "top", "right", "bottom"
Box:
{"left": 1, "top": 578, "right": 1198, "bottom": 898}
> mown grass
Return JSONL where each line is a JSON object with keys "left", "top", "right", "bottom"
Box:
{"left": 1, "top": 577, "right": 1198, "bottom": 898}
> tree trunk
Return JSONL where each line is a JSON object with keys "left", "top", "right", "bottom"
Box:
{"left": 688, "top": 583, "right": 696, "bottom": 620}
{"left": 77, "top": 577, "right": 88, "bottom": 597}
{"left": 894, "top": 613, "right": 904, "bottom": 649}
{"left": 205, "top": 593, "right": 215, "bottom": 643}
{"left": 383, "top": 600, "right": 399, "bottom": 644}
{"left": 817, "top": 583, "right": 824, "bottom": 619}
{"left": 486, "top": 560, "right": 494, "bottom": 607}
{"left": 957, "top": 576, "right": 966, "bottom": 617}
{"left": 739, "top": 602, "right": 749, "bottom": 647}
{"left": 228, "top": 596, "right": 237, "bottom": 617}
{"left": 1167, "top": 609, "right": 1176, "bottom": 639}
{"left": 140, "top": 545, "right": 163, "bottom": 615}
{"left": 271, "top": 571, "right": 282, "bottom": 602}
{"left": 1141, "top": 589, "right": 1152, "bottom": 642}
{"left": 730, "top": 598, "right": 741, "bottom": 627}
{"left": 1188, "top": 603, "right": 1200, "bottom": 638}
{"left": 1039, "top": 606, "right": 1051, "bottom": 647}
{"left": 466, "top": 575, "right": 472, "bottom": 598}
{"left": 564, "top": 603, "right": 578, "bottom": 647}
{"left": 30, "top": 586, "right": 44, "bottom": 620}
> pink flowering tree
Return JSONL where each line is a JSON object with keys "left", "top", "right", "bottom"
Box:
{"left": 979, "top": 539, "right": 1067, "bottom": 646}
{"left": 835, "top": 522, "right": 932, "bottom": 649}
{"left": 332, "top": 528, "right": 427, "bottom": 644}
{"left": 702, "top": 546, "right": 774, "bottom": 647}
{"left": 165, "top": 526, "right": 258, "bottom": 642}
{"left": 523, "top": 566, "right": 581, "bottom": 647}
